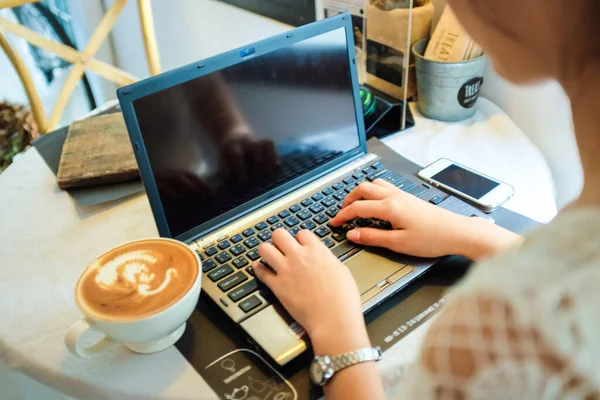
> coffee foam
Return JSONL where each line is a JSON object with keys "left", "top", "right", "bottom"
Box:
{"left": 76, "top": 240, "right": 198, "bottom": 322}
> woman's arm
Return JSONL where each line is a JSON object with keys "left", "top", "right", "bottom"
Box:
{"left": 252, "top": 229, "right": 386, "bottom": 399}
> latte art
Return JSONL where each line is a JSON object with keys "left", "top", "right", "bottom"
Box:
{"left": 94, "top": 250, "right": 178, "bottom": 297}
{"left": 76, "top": 240, "right": 199, "bottom": 321}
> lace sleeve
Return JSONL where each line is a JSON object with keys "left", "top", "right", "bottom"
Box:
{"left": 393, "top": 293, "right": 597, "bottom": 400}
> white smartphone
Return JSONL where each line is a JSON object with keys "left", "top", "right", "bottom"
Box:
{"left": 418, "top": 158, "right": 515, "bottom": 213}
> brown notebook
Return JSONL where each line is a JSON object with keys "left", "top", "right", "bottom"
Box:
{"left": 57, "top": 113, "right": 139, "bottom": 190}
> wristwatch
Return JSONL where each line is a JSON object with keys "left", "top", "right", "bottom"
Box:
{"left": 309, "top": 347, "right": 382, "bottom": 386}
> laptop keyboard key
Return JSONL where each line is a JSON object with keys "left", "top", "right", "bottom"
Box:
{"left": 344, "top": 186, "right": 354, "bottom": 194}
{"left": 311, "top": 193, "right": 324, "bottom": 201}
{"left": 297, "top": 210, "right": 312, "bottom": 220}
{"left": 343, "top": 177, "right": 355, "bottom": 185}
{"left": 270, "top": 222, "right": 285, "bottom": 231}
{"left": 289, "top": 204, "right": 302, "bottom": 213}
{"left": 367, "top": 169, "right": 393, "bottom": 182}
{"left": 257, "top": 230, "right": 272, "bottom": 241}
{"left": 321, "top": 197, "right": 336, "bottom": 207}
{"left": 245, "top": 266, "right": 255, "bottom": 276}
{"left": 309, "top": 203, "right": 324, "bottom": 214}
{"left": 232, "top": 256, "right": 249, "bottom": 269}
{"left": 205, "top": 247, "right": 218, "bottom": 257}
{"left": 355, "top": 218, "right": 372, "bottom": 227}
{"left": 378, "top": 221, "right": 393, "bottom": 230}
{"left": 301, "top": 220, "right": 317, "bottom": 230}
{"left": 372, "top": 162, "right": 383, "bottom": 170}
{"left": 332, "top": 232, "right": 346, "bottom": 242}
{"left": 322, "top": 188, "right": 334, "bottom": 196}
{"left": 208, "top": 264, "right": 234, "bottom": 281}
{"left": 284, "top": 216, "right": 300, "bottom": 227}
{"left": 301, "top": 198, "right": 313, "bottom": 207}
{"left": 242, "top": 228, "right": 255, "bottom": 237}
{"left": 407, "top": 185, "right": 428, "bottom": 198}
{"left": 326, "top": 207, "right": 339, "bottom": 218}
{"left": 239, "top": 295, "right": 262, "bottom": 313}
{"left": 362, "top": 167, "right": 374, "bottom": 175}
{"left": 352, "top": 172, "right": 363, "bottom": 180}
{"left": 230, "top": 234, "right": 243, "bottom": 244}
{"left": 244, "top": 237, "right": 260, "bottom": 249}
{"left": 322, "top": 237, "right": 335, "bottom": 248}
{"left": 202, "top": 259, "right": 217, "bottom": 272}
{"left": 289, "top": 227, "right": 301, "bottom": 237}
{"left": 228, "top": 280, "right": 259, "bottom": 302}
{"left": 267, "top": 216, "right": 279, "bottom": 225}
{"left": 218, "top": 241, "right": 230, "bottom": 250}
{"left": 255, "top": 221, "right": 268, "bottom": 231}
{"left": 218, "top": 271, "right": 248, "bottom": 292}
{"left": 313, "top": 213, "right": 329, "bottom": 225}
{"left": 314, "top": 226, "right": 330, "bottom": 238}
{"left": 278, "top": 210, "right": 291, "bottom": 218}
{"left": 429, "top": 195, "right": 445, "bottom": 205}
{"left": 230, "top": 244, "right": 246, "bottom": 256}
{"left": 215, "top": 252, "right": 232, "bottom": 264}
{"left": 247, "top": 249, "right": 260, "bottom": 261}
{"left": 332, "top": 182, "right": 344, "bottom": 191}
{"left": 396, "top": 180, "right": 415, "bottom": 191}
{"left": 333, "top": 190, "right": 346, "bottom": 201}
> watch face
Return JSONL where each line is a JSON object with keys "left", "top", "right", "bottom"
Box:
{"left": 310, "top": 361, "right": 324, "bottom": 384}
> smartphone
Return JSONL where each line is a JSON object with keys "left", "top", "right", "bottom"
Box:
{"left": 418, "top": 159, "right": 514, "bottom": 213}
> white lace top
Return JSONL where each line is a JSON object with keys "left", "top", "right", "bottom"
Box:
{"left": 385, "top": 209, "right": 600, "bottom": 399}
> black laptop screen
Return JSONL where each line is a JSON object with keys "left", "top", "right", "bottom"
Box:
{"left": 133, "top": 27, "right": 360, "bottom": 237}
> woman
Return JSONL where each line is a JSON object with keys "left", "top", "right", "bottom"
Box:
{"left": 252, "top": 0, "right": 600, "bottom": 398}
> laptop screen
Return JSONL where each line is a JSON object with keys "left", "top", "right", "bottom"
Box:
{"left": 133, "top": 27, "right": 360, "bottom": 238}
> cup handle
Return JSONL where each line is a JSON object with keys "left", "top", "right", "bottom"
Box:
{"left": 65, "top": 319, "right": 118, "bottom": 357}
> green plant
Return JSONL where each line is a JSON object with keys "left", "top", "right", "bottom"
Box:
{"left": 0, "top": 101, "right": 40, "bottom": 173}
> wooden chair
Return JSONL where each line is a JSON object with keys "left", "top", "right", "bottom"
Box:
{"left": 0, "top": 0, "right": 161, "bottom": 133}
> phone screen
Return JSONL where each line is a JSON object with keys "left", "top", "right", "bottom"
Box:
{"left": 431, "top": 164, "right": 499, "bottom": 200}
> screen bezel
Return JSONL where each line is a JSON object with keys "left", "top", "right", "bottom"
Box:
{"left": 118, "top": 14, "right": 367, "bottom": 243}
{"left": 418, "top": 158, "right": 515, "bottom": 208}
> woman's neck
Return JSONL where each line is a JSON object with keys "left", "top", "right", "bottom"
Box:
{"left": 563, "top": 66, "right": 600, "bottom": 207}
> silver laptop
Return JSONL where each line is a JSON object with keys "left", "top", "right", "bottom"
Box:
{"left": 118, "top": 14, "right": 442, "bottom": 366}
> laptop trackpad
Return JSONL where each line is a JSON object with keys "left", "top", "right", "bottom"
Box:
{"left": 346, "top": 251, "right": 406, "bottom": 294}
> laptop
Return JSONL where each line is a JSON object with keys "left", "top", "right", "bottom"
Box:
{"left": 118, "top": 14, "right": 473, "bottom": 366}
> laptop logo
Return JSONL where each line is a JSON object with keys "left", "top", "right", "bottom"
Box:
{"left": 240, "top": 47, "right": 255, "bottom": 58}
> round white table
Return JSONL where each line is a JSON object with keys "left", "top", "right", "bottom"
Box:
{"left": 0, "top": 99, "right": 557, "bottom": 399}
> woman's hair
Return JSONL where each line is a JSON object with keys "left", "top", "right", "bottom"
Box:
{"left": 581, "top": 1, "right": 600, "bottom": 63}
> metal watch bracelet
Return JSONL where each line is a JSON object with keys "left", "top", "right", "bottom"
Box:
{"left": 309, "top": 347, "right": 382, "bottom": 386}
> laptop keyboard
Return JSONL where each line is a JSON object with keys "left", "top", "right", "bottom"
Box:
{"left": 195, "top": 161, "right": 431, "bottom": 315}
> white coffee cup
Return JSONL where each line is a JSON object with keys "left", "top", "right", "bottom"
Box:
{"left": 65, "top": 238, "right": 201, "bottom": 357}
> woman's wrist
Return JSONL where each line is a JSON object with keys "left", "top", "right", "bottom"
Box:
{"left": 456, "top": 216, "right": 523, "bottom": 261}
{"left": 309, "top": 318, "right": 371, "bottom": 356}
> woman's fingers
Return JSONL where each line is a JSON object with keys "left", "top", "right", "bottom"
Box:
{"left": 342, "top": 182, "right": 390, "bottom": 209}
{"left": 331, "top": 200, "right": 391, "bottom": 226}
{"left": 252, "top": 261, "right": 277, "bottom": 287}
{"left": 372, "top": 178, "right": 398, "bottom": 191}
{"left": 295, "top": 229, "right": 321, "bottom": 247}
{"left": 271, "top": 228, "right": 301, "bottom": 256}
{"left": 346, "top": 228, "right": 403, "bottom": 249}
{"left": 257, "top": 242, "right": 286, "bottom": 272}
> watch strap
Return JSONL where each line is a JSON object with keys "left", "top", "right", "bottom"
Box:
{"left": 329, "top": 346, "right": 382, "bottom": 375}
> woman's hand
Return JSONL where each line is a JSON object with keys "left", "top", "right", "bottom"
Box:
{"left": 252, "top": 229, "right": 370, "bottom": 355}
{"left": 331, "top": 179, "right": 522, "bottom": 261}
